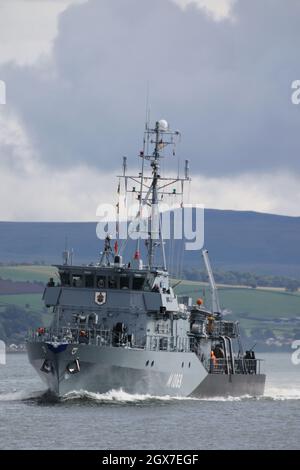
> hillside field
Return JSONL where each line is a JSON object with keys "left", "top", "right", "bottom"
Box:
{"left": 0, "top": 265, "right": 57, "bottom": 283}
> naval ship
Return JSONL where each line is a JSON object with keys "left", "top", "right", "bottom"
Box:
{"left": 27, "top": 120, "right": 266, "bottom": 398}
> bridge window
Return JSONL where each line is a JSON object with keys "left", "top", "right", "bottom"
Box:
{"left": 132, "top": 275, "right": 145, "bottom": 291}
{"left": 72, "top": 275, "right": 83, "bottom": 287}
{"left": 120, "top": 274, "right": 130, "bottom": 290}
{"left": 59, "top": 271, "right": 70, "bottom": 286}
{"left": 85, "top": 274, "right": 94, "bottom": 288}
{"left": 108, "top": 276, "right": 117, "bottom": 289}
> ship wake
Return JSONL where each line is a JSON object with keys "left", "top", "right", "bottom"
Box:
{"left": 0, "top": 389, "right": 47, "bottom": 402}
{"left": 2, "top": 387, "right": 300, "bottom": 404}
{"left": 62, "top": 389, "right": 200, "bottom": 404}
{"left": 62, "top": 387, "right": 300, "bottom": 403}
{"left": 262, "top": 386, "right": 300, "bottom": 401}
{"left": 61, "top": 388, "right": 299, "bottom": 403}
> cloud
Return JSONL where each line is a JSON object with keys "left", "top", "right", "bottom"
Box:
{"left": 0, "top": 109, "right": 298, "bottom": 220}
{"left": 0, "top": 108, "right": 299, "bottom": 220}
{"left": 0, "top": 0, "right": 300, "bottom": 219}
{"left": 191, "top": 172, "right": 300, "bottom": 217}
{"left": 173, "top": 0, "right": 235, "bottom": 20}
{"left": 1, "top": 159, "right": 299, "bottom": 221}
{"left": 0, "top": 0, "right": 86, "bottom": 66}
{"left": 0, "top": 110, "right": 115, "bottom": 221}
{"left": 0, "top": 0, "right": 230, "bottom": 68}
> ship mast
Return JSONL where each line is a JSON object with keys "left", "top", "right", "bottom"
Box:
{"left": 118, "top": 119, "right": 190, "bottom": 271}
{"left": 148, "top": 120, "right": 161, "bottom": 268}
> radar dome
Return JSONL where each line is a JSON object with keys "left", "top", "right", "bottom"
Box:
{"left": 158, "top": 119, "right": 169, "bottom": 131}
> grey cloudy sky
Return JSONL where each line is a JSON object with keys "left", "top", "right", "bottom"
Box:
{"left": 0, "top": 0, "right": 299, "bottom": 220}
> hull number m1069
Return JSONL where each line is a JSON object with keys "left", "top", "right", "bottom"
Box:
{"left": 167, "top": 373, "right": 183, "bottom": 389}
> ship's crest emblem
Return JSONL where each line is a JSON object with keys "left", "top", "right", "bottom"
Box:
{"left": 95, "top": 292, "right": 107, "bottom": 306}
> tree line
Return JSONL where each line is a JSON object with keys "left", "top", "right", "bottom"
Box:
{"left": 181, "top": 268, "right": 300, "bottom": 292}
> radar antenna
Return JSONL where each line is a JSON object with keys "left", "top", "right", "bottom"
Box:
{"left": 118, "top": 119, "right": 190, "bottom": 270}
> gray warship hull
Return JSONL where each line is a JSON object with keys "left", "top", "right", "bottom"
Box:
{"left": 27, "top": 341, "right": 266, "bottom": 398}
{"left": 26, "top": 120, "right": 267, "bottom": 400}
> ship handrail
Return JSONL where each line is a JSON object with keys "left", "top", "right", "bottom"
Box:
{"left": 28, "top": 327, "right": 262, "bottom": 368}
{"left": 27, "top": 327, "right": 195, "bottom": 353}
{"left": 204, "top": 358, "right": 263, "bottom": 375}
{"left": 27, "top": 327, "right": 114, "bottom": 347}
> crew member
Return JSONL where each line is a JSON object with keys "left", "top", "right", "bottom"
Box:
{"left": 210, "top": 350, "right": 217, "bottom": 372}
{"left": 47, "top": 277, "right": 55, "bottom": 287}
{"left": 207, "top": 315, "right": 215, "bottom": 334}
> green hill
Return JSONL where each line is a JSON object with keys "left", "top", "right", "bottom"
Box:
{"left": 0, "top": 209, "right": 300, "bottom": 278}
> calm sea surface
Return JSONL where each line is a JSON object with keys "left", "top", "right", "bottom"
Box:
{"left": 0, "top": 352, "right": 299, "bottom": 450}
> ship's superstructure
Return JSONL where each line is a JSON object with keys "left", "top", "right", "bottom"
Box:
{"left": 26, "top": 120, "right": 265, "bottom": 398}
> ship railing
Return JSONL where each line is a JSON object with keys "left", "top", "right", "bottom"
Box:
{"left": 27, "top": 328, "right": 52, "bottom": 342}
{"left": 28, "top": 327, "right": 198, "bottom": 353}
{"left": 145, "top": 335, "right": 192, "bottom": 352}
{"left": 27, "top": 327, "right": 114, "bottom": 347}
{"left": 27, "top": 326, "right": 145, "bottom": 349}
{"left": 207, "top": 321, "right": 238, "bottom": 338}
{"left": 235, "top": 358, "right": 263, "bottom": 375}
{"left": 204, "top": 358, "right": 263, "bottom": 375}
{"left": 204, "top": 358, "right": 228, "bottom": 374}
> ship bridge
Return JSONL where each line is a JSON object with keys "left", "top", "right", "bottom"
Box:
{"left": 44, "top": 264, "right": 179, "bottom": 323}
